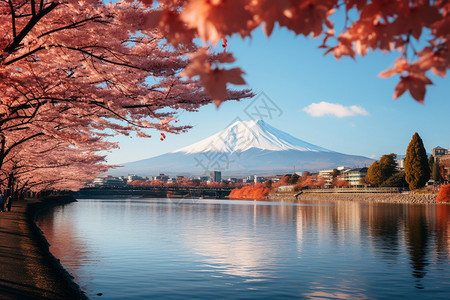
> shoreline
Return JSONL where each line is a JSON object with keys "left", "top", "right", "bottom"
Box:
{"left": 0, "top": 196, "right": 87, "bottom": 300}
{"left": 268, "top": 192, "right": 438, "bottom": 203}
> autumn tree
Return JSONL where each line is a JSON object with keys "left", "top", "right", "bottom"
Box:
{"left": 367, "top": 161, "right": 384, "bottom": 186}
{"left": 379, "top": 154, "right": 398, "bottom": 179}
{"left": 273, "top": 174, "right": 290, "bottom": 187}
{"left": 335, "top": 179, "right": 350, "bottom": 188}
{"left": 229, "top": 183, "right": 270, "bottom": 200}
{"left": 368, "top": 153, "right": 400, "bottom": 186}
{"left": 437, "top": 184, "right": 450, "bottom": 202}
{"left": 404, "top": 133, "right": 430, "bottom": 190}
{"left": 147, "top": 0, "right": 450, "bottom": 103}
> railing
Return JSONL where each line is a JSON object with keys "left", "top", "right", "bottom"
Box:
{"left": 302, "top": 187, "right": 404, "bottom": 194}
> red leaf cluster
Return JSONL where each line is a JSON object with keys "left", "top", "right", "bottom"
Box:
{"left": 152, "top": 0, "right": 450, "bottom": 103}
{"left": 437, "top": 184, "right": 450, "bottom": 203}
{"left": 295, "top": 174, "right": 326, "bottom": 190}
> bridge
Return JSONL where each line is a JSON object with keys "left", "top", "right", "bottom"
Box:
{"left": 74, "top": 186, "right": 235, "bottom": 199}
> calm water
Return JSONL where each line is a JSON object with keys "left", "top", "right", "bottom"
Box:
{"left": 36, "top": 198, "right": 450, "bottom": 299}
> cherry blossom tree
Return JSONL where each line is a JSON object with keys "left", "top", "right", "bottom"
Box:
{"left": 0, "top": 0, "right": 252, "bottom": 191}
{"left": 148, "top": 0, "right": 450, "bottom": 103}
{"left": 2, "top": 132, "right": 111, "bottom": 195}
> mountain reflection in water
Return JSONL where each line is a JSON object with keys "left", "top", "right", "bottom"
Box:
{"left": 36, "top": 199, "right": 450, "bottom": 299}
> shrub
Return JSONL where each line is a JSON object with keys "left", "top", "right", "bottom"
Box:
{"left": 437, "top": 184, "right": 450, "bottom": 203}
{"left": 229, "top": 183, "right": 270, "bottom": 200}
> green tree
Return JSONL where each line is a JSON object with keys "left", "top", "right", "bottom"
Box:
{"left": 381, "top": 172, "right": 407, "bottom": 187}
{"left": 367, "top": 161, "right": 384, "bottom": 186}
{"left": 432, "top": 160, "right": 441, "bottom": 182}
{"left": 404, "top": 133, "right": 430, "bottom": 190}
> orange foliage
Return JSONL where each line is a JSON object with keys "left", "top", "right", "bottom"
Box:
{"left": 272, "top": 175, "right": 289, "bottom": 188}
{"left": 155, "top": 0, "right": 450, "bottom": 104}
{"left": 335, "top": 179, "right": 350, "bottom": 188}
{"left": 229, "top": 183, "right": 270, "bottom": 200}
{"left": 295, "top": 175, "right": 326, "bottom": 190}
{"left": 437, "top": 184, "right": 450, "bottom": 203}
{"left": 129, "top": 180, "right": 147, "bottom": 186}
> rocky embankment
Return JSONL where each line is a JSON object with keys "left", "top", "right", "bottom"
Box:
{"left": 269, "top": 192, "right": 438, "bottom": 204}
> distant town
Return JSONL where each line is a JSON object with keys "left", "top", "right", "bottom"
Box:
{"left": 89, "top": 146, "right": 450, "bottom": 190}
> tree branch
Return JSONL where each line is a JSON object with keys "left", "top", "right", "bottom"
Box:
{"left": 8, "top": 0, "right": 17, "bottom": 38}
{"left": 5, "top": 1, "right": 59, "bottom": 54}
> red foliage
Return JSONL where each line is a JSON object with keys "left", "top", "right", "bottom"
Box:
{"left": 437, "top": 184, "right": 450, "bottom": 203}
{"left": 273, "top": 175, "right": 289, "bottom": 188}
{"left": 153, "top": 0, "right": 450, "bottom": 103}
{"left": 129, "top": 180, "right": 147, "bottom": 186}
{"left": 229, "top": 183, "right": 270, "bottom": 200}
{"left": 295, "top": 175, "right": 326, "bottom": 190}
{"left": 335, "top": 179, "right": 350, "bottom": 188}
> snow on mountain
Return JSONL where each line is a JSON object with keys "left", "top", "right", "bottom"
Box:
{"left": 108, "top": 120, "right": 374, "bottom": 176}
{"left": 173, "top": 120, "right": 331, "bottom": 154}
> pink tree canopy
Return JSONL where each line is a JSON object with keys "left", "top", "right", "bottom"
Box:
{"left": 0, "top": 0, "right": 252, "bottom": 191}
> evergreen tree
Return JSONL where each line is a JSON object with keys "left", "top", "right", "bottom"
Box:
{"left": 289, "top": 173, "right": 300, "bottom": 184}
{"left": 331, "top": 168, "right": 341, "bottom": 178}
{"left": 404, "top": 133, "right": 430, "bottom": 190}
{"left": 380, "top": 172, "right": 407, "bottom": 187}
{"left": 432, "top": 160, "right": 441, "bottom": 182}
{"left": 367, "top": 161, "right": 384, "bottom": 186}
{"left": 379, "top": 153, "right": 397, "bottom": 179}
{"left": 367, "top": 153, "right": 398, "bottom": 186}
{"left": 428, "top": 156, "right": 435, "bottom": 171}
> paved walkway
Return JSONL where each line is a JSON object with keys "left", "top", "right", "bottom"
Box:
{"left": 0, "top": 199, "right": 86, "bottom": 299}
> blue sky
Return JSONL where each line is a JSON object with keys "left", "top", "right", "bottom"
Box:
{"left": 107, "top": 27, "right": 450, "bottom": 165}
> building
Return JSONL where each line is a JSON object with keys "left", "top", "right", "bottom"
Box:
{"left": 343, "top": 167, "right": 368, "bottom": 186}
{"left": 432, "top": 146, "right": 449, "bottom": 158}
{"left": 254, "top": 176, "right": 267, "bottom": 183}
{"left": 395, "top": 158, "right": 405, "bottom": 171}
{"left": 92, "top": 176, "right": 127, "bottom": 187}
{"left": 439, "top": 155, "right": 450, "bottom": 182}
{"left": 227, "top": 177, "right": 243, "bottom": 183}
{"left": 210, "top": 171, "right": 221, "bottom": 182}
{"left": 318, "top": 167, "right": 348, "bottom": 188}
{"left": 127, "top": 174, "right": 143, "bottom": 182}
{"left": 318, "top": 169, "right": 334, "bottom": 188}
{"left": 156, "top": 174, "right": 169, "bottom": 182}
{"left": 276, "top": 185, "right": 295, "bottom": 193}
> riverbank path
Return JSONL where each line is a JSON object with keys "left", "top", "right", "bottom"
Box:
{"left": 0, "top": 199, "right": 84, "bottom": 299}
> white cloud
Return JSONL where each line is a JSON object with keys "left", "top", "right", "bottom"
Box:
{"left": 370, "top": 155, "right": 378, "bottom": 159}
{"left": 303, "top": 102, "right": 369, "bottom": 118}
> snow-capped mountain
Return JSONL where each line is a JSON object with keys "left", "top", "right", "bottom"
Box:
{"left": 108, "top": 120, "right": 374, "bottom": 176}
{"left": 173, "top": 120, "right": 331, "bottom": 154}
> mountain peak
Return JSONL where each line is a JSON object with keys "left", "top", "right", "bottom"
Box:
{"left": 172, "top": 120, "right": 332, "bottom": 154}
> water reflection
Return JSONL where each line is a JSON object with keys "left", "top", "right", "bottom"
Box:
{"left": 35, "top": 198, "right": 450, "bottom": 299}
{"left": 35, "top": 203, "right": 99, "bottom": 291}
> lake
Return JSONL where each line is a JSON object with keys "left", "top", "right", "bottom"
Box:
{"left": 35, "top": 198, "right": 450, "bottom": 299}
